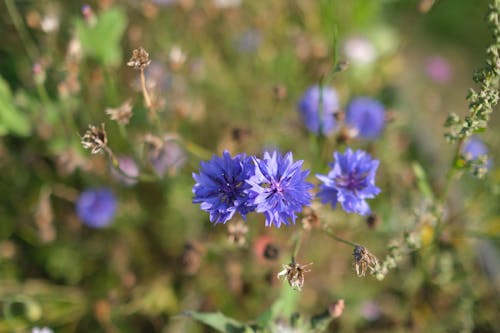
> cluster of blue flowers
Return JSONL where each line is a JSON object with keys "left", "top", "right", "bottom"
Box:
{"left": 192, "top": 149, "right": 381, "bottom": 227}
{"left": 298, "top": 85, "right": 386, "bottom": 140}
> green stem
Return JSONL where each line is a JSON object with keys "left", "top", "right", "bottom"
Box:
{"left": 5, "top": 0, "right": 39, "bottom": 62}
{"left": 291, "top": 229, "right": 304, "bottom": 261}
{"left": 322, "top": 226, "right": 358, "bottom": 248}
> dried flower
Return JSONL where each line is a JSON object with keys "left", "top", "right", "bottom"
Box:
{"left": 127, "top": 47, "right": 151, "bottom": 70}
{"left": 301, "top": 205, "right": 320, "bottom": 230}
{"left": 106, "top": 100, "right": 133, "bottom": 125}
{"left": 353, "top": 245, "right": 379, "bottom": 277}
{"left": 277, "top": 260, "right": 312, "bottom": 291}
{"left": 329, "top": 299, "right": 345, "bottom": 319}
{"left": 81, "top": 124, "right": 108, "bottom": 154}
{"left": 227, "top": 220, "right": 249, "bottom": 246}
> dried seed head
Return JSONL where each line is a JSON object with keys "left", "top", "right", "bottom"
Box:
{"left": 353, "top": 245, "right": 379, "bottom": 277}
{"left": 301, "top": 206, "right": 320, "bottom": 230}
{"left": 227, "top": 220, "right": 249, "bottom": 246}
{"left": 336, "top": 126, "right": 359, "bottom": 145}
{"left": 106, "top": 100, "right": 133, "bottom": 125}
{"left": 81, "top": 123, "right": 108, "bottom": 154}
{"left": 127, "top": 47, "right": 151, "bottom": 70}
{"left": 277, "top": 260, "right": 312, "bottom": 291}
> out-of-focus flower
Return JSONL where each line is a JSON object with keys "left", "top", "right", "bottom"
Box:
{"left": 106, "top": 100, "right": 133, "bottom": 125}
{"left": 193, "top": 151, "right": 256, "bottom": 224}
{"left": 343, "top": 37, "right": 377, "bottom": 65}
{"left": 227, "top": 220, "right": 249, "bottom": 246}
{"left": 425, "top": 56, "right": 453, "bottom": 83}
{"left": 40, "top": 13, "right": 59, "bottom": 33}
{"left": 111, "top": 156, "right": 139, "bottom": 186}
{"left": 247, "top": 151, "right": 313, "bottom": 227}
{"left": 151, "top": 0, "right": 177, "bottom": 5}
{"left": 345, "top": 97, "right": 386, "bottom": 140}
{"left": 32, "top": 328, "right": 53, "bottom": 333}
{"left": 76, "top": 188, "right": 117, "bottom": 228}
{"left": 213, "top": 0, "right": 241, "bottom": 9}
{"left": 277, "top": 260, "right": 312, "bottom": 291}
{"left": 301, "top": 204, "right": 320, "bottom": 230}
{"left": 168, "top": 45, "right": 187, "bottom": 70}
{"left": 81, "top": 4, "right": 96, "bottom": 26}
{"left": 145, "top": 135, "right": 186, "bottom": 176}
{"left": 360, "top": 301, "right": 382, "bottom": 321}
{"left": 329, "top": 299, "right": 345, "bottom": 318}
{"left": 317, "top": 149, "right": 380, "bottom": 216}
{"left": 234, "top": 29, "right": 262, "bottom": 53}
{"left": 353, "top": 245, "right": 379, "bottom": 277}
{"left": 81, "top": 124, "right": 108, "bottom": 155}
{"left": 462, "top": 136, "right": 488, "bottom": 161}
{"left": 127, "top": 47, "right": 151, "bottom": 70}
{"left": 298, "top": 85, "right": 340, "bottom": 135}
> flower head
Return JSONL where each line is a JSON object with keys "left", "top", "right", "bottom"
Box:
{"left": 298, "top": 85, "right": 339, "bottom": 135}
{"left": 81, "top": 123, "right": 108, "bottom": 154}
{"left": 106, "top": 99, "right": 133, "bottom": 125}
{"left": 76, "top": 188, "right": 117, "bottom": 228}
{"left": 317, "top": 149, "right": 380, "bottom": 216}
{"left": 353, "top": 245, "right": 379, "bottom": 277}
{"left": 345, "top": 97, "right": 385, "bottom": 140}
{"left": 247, "top": 151, "right": 313, "bottom": 227}
{"left": 462, "top": 136, "right": 488, "bottom": 160}
{"left": 277, "top": 260, "right": 312, "bottom": 291}
{"left": 425, "top": 56, "right": 452, "bottom": 83}
{"left": 111, "top": 156, "right": 139, "bottom": 186}
{"left": 192, "top": 151, "right": 255, "bottom": 224}
{"left": 127, "top": 47, "right": 151, "bottom": 70}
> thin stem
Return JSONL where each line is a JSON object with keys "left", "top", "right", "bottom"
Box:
{"left": 5, "top": 0, "right": 39, "bottom": 62}
{"left": 291, "top": 229, "right": 304, "bottom": 261}
{"left": 322, "top": 226, "right": 358, "bottom": 248}
{"left": 140, "top": 69, "right": 152, "bottom": 109}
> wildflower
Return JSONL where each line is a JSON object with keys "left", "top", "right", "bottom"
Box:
{"left": 343, "top": 37, "right": 377, "bottom": 65}
{"left": 425, "top": 56, "right": 453, "bottom": 83}
{"left": 462, "top": 136, "right": 488, "bottom": 161}
{"left": 247, "top": 151, "right": 313, "bottom": 227}
{"left": 145, "top": 135, "right": 186, "bottom": 176}
{"left": 227, "top": 220, "right": 249, "bottom": 246}
{"left": 317, "top": 149, "right": 381, "bottom": 216}
{"left": 168, "top": 45, "right": 187, "bottom": 70}
{"left": 353, "top": 245, "right": 379, "bottom": 277}
{"left": 81, "top": 123, "right": 108, "bottom": 154}
{"left": 106, "top": 100, "right": 133, "bottom": 125}
{"left": 76, "top": 188, "right": 117, "bottom": 228}
{"left": 127, "top": 47, "right": 151, "bottom": 70}
{"left": 110, "top": 156, "right": 139, "bottom": 186}
{"left": 298, "top": 85, "right": 339, "bottom": 135}
{"left": 277, "top": 260, "right": 312, "bottom": 291}
{"left": 329, "top": 299, "right": 345, "bottom": 318}
{"left": 192, "top": 151, "right": 256, "bottom": 224}
{"left": 32, "top": 328, "right": 53, "bottom": 333}
{"left": 345, "top": 97, "right": 386, "bottom": 140}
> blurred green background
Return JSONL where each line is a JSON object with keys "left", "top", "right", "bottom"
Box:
{"left": 0, "top": 0, "right": 499, "bottom": 332}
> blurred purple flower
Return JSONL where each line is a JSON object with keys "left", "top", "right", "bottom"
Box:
{"left": 345, "top": 97, "right": 386, "bottom": 140}
{"left": 111, "top": 156, "right": 139, "bottom": 186}
{"left": 149, "top": 139, "right": 186, "bottom": 176}
{"left": 462, "top": 136, "right": 492, "bottom": 169}
{"left": 247, "top": 151, "right": 313, "bottom": 227}
{"left": 298, "top": 85, "right": 339, "bottom": 135}
{"left": 192, "top": 151, "right": 256, "bottom": 224}
{"left": 425, "top": 56, "right": 453, "bottom": 83}
{"left": 234, "top": 29, "right": 262, "bottom": 53}
{"left": 361, "top": 301, "right": 382, "bottom": 321}
{"left": 317, "top": 149, "right": 380, "bottom": 216}
{"left": 76, "top": 188, "right": 117, "bottom": 228}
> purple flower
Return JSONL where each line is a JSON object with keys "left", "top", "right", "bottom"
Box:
{"left": 462, "top": 137, "right": 488, "bottom": 160}
{"left": 425, "top": 56, "right": 453, "bottom": 83}
{"left": 298, "top": 85, "right": 339, "bottom": 135}
{"left": 111, "top": 156, "right": 139, "bottom": 186}
{"left": 149, "top": 138, "right": 186, "bottom": 177}
{"left": 317, "top": 149, "right": 380, "bottom": 216}
{"left": 246, "top": 151, "right": 313, "bottom": 227}
{"left": 192, "top": 151, "right": 255, "bottom": 224}
{"left": 76, "top": 188, "right": 117, "bottom": 228}
{"left": 345, "top": 97, "right": 385, "bottom": 140}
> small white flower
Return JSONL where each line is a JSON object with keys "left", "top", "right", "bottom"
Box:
{"left": 32, "top": 327, "right": 53, "bottom": 333}
{"left": 343, "top": 37, "right": 377, "bottom": 65}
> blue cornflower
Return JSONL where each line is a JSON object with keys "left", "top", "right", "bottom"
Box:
{"left": 192, "top": 151, "right": 255, "bottom": 224}
{"left": 317, "top": 149, "right": 381, "bottom": 216}
{"left": 345, "top": 97, "right": 385, "bottom": 140}
{"left": 247, "top": 151, "right": 313, "bottom": 227}
{"left": 76, "top": 188, "right": 117, "bottom": 228}
{"left": 298, "top": 85, "right": 339, "bottom": 135}
{"left": 462, "top": 136, "right": 488, "bottom": 160}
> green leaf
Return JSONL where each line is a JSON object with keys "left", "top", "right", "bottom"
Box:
{"left": 0, "top": 76, "right": 30, "bottom": 136}
{"left": 183, "top": 311, "right": 254, "bottom": 333}
{"left": 75, "top": 7, "right": 127, "bottom": 66}
{"left": 255, "top": 282, "right": 299, "bottom": 328}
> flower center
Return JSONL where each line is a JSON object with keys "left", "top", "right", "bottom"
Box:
{"left": 336, "top": 171, "right": 367, "bottom": 191}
